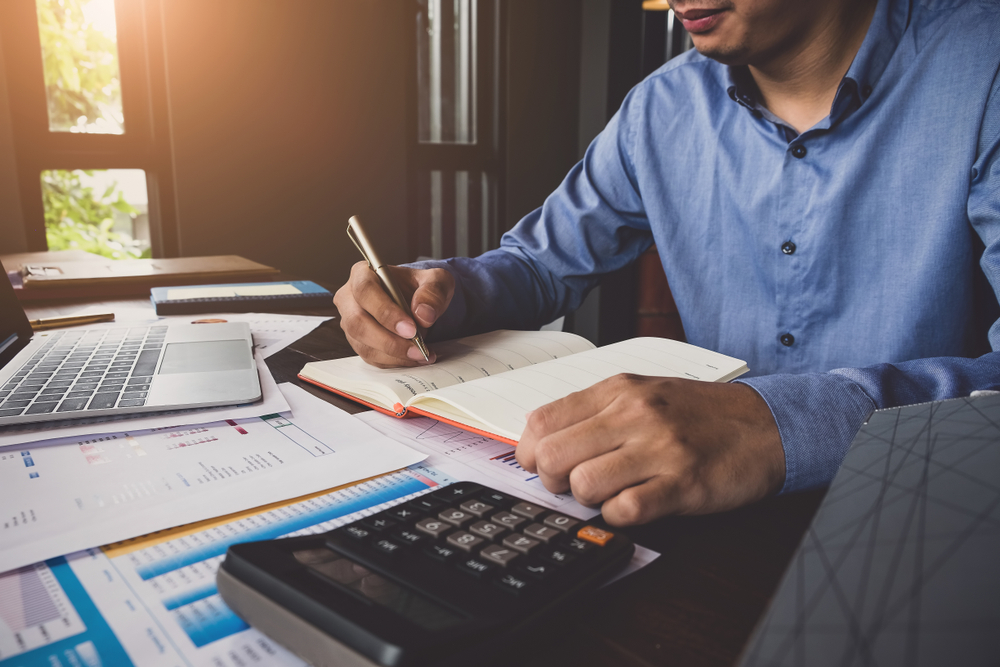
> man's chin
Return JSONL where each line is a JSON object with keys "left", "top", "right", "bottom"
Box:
{"left": 690, "top": 37, "right": 749, "bottom": 66}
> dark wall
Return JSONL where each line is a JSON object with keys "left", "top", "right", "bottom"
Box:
{"left": 504, "top": 0, "right": 582, "bottom": 231}
{"left": 161, "top": 1, "right": 409, "bottom": 285}
{"left": 0, "top": 30, "right": 26, "bottom": 254}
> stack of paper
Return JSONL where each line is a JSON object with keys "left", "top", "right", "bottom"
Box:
{"left": 0, "top": 314, "right": 658, "bottom": 667}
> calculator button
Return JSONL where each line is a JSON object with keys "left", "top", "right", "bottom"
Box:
{"left": 480, "top": 490, "right": 514, "bottom": 507}
{"left": 491, "top": 512, "right": 526, "bottom": 529}
{"left": 543, "top": 514, "right": 580, "bottom": 533}
{"left": 393, "top": 529, "right": 425, "bottom": 547}
{"left": 540, "top": 546, "right": 577, "bottom": 567}
{"left": 373, "top": 539, "right": 402, "bottom": 556}
{"left": 459, "top": 499, "right": 494, "bottom": 517}
{"left": 344, "top": 526, "right": 371, "bottom": 541}
{"left": 566, "top": 538, "right": 596, "bottom": 554}
{"left": 409, "top": 496, "right": 445, "bottom": 512}
{"left": 502, "top": 534, "right": 541, "bottom": 555}
{"left": 577, "top": 526, "right": 614, "bottom": 546}
{"left": 432, "top": 482, "right": 482, "bottom": 502}
{"left": 519, "top": 561, "right": 555, "bottom": 581}
{"left": 363, "top": 517, "right": 397, "bottom": 532}
{"left": 388, "top": 506, "right": 421, "bottom": 522}
{"left": 495, "top": 573, "right": 533, "bottom": 595}
{"left": 457, "top": 556, "right": 494, "bottom": 579}
{"left": 438, "top": 508, "right": 474, "bottom": 528}
{"left": 522, "top": 523, "right": 561, "bottom": 543}
{"left": 479, "top": 544, "right": 520, "bottom": 568}
{"left": 446, "top": 531, "right": 485, "bottom": 553}
{"left": 469, "top": 521, "right": 508, "bottom": 541}
{"left": 415, "top": 518, "right": 452, "bottom": 538}
{"left": 424, "top": 543, "right": 459, "bottom": 562}
{"left": 510, "top": 502, "right": 546, "bottom": 520}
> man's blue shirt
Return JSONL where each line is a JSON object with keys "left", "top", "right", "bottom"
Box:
{"left": 414, "top": 0, "right": 1000, "bottom": 491}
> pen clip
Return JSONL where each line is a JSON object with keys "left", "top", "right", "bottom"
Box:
{"left": 347, "top": 225, "right": 374, "bottom": 271}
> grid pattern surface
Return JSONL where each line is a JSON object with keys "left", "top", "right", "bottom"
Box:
{"left": 740, "top": 393, "right": 1000, "bottom": 667}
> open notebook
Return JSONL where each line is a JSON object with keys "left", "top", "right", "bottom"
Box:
{"left": 299, "top": 330, "right": 748, "bottom": 444}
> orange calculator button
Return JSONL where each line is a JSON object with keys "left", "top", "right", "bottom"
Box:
{"left": 576, "top": 526, "right": 613, "bottom": 546}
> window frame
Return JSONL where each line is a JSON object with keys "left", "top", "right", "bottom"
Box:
{"left": 0, "top": 0, "right": 178, "bottom": 256}
{"left": 406, "top": 0, "right": 506, "bottom": 261}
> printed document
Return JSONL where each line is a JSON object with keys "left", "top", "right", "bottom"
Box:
{"left": 0, "top": 384, "right": 424, "bottom": 573}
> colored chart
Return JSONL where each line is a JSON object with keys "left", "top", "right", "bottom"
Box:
{"left": 0, "top": 561, "right": 85, "bottom": 660}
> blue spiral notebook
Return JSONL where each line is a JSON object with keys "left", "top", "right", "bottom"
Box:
{"left": 150, "top": 281, "right": 332, "bottom": 315}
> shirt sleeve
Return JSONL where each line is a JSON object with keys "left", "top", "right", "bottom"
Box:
{"left": 407, "top": 84, "right": 654, "bottom": 342}
{"left": 740, "top": 66, "right": 1000, "bottom": 493}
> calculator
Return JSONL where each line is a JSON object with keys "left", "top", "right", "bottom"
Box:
{"left": 217, "top": 481, "right": 634, "bottom": 667}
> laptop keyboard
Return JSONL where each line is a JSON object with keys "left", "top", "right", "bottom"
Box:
{"left": 0, "top": 326, "right": 167, "bottom": 419}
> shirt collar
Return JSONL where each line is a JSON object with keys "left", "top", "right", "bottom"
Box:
{"left": 725, "top": 0, "right": 910, "bottom": 126}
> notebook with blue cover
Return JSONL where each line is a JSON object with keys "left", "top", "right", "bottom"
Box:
{"left": 151, "top": 280, "right": 332, "bottom": 315}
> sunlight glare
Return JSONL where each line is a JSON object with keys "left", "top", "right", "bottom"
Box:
{"left": 81, "top": 0, "right": 116, "bottom": 38}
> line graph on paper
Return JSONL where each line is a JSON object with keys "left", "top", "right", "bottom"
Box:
{"left": 362, "top": 416, "right": 579, "bottom": 509}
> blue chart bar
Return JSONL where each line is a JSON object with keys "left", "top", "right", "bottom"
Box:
{"left": 172, "top": 595, "right": 249, "bottom": 648}
{"left": 4, "top": 558, "right": 135, "bottom": 667}
{"left": 162, "top": 583, "right": 218, "bottom": 611}
{"left": 136, "top": 474, "right": 431, "bottom": 580}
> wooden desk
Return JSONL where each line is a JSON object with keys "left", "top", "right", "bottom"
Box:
{"left": 24, "top": 296, "right": 825, "bottom": 667}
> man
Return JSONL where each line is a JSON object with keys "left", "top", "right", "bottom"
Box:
{"left": 335, "top": 0, "right": 1000, "bottom": 525}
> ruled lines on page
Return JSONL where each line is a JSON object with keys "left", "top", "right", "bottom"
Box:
{"left": 414, "top": 338, "right": 748, "bottom": 441}
{"left": 302, "top": 330, "right": 595, "bottom": 406}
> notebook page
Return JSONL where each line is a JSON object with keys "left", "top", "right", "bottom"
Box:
{"left": 299, "top": 330, "right": 594, "bottom": 408}
{"left": 410, "top": 337, "right": 748, "bottom": 441}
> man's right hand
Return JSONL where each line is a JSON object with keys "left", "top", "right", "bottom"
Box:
{"left": 333, "top": 262, "right": 455, "bottom": 368}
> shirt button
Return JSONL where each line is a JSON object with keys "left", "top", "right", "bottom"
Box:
{"left": 781, "top": 241, "right": 796, "bottom": 255}
{"left": 780, "top": 333, "right": 795, "bottom": 347}
{"left": 790, "top": 145, "right": 807, "bottom": 159}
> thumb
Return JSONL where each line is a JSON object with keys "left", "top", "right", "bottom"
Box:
{"left": 410, "top": 268, "right": 454, "bottom": 328}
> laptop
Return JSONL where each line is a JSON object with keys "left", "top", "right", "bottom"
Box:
{"left": 0, "top": 259, "right": 261, "bottom": 427}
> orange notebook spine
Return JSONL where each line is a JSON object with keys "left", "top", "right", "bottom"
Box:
{"left": 405, "top": 406, "right": 518, "bottom": 446}
{"left": 297, "top": 375, "right": 412, "bottom": 418}
{"left": 298, "top": 374, "right": 519, "bottom": 445}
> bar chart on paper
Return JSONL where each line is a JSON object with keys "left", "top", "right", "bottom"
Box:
{"left": 357, "top": 414, "right": 584, "bottom": 512}
{"left": 0, "top": 562, "right": 86, "bottom": 660}
{"left": 107, "top": 466, "right": 448, "bottom": 653}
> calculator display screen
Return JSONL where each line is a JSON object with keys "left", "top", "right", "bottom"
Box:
{"left": 294, "top": 548, "right": 464, "bottom": 631}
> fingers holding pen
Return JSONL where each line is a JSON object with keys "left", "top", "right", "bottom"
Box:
{"left": 334, "top": 262, "right": 430, "bottom": 366}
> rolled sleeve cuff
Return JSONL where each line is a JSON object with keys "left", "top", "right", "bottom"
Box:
{"left": 736, "top": 373, "right": 876, "bottom": 494}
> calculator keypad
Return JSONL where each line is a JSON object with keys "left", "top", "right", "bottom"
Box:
{"left": 327, "top": 481, "right": 620, "bottom": 600}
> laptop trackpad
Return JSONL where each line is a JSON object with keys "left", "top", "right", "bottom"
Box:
{"left": 158, "top": 340, "right": 254, "bottom": 374}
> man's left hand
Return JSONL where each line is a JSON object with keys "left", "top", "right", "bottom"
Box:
{"left": 515, "top": 375, "right": 786, "bottom": 525}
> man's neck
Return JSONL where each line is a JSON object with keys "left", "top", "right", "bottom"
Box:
{"left": 749, "top": 0, "right": 877, "bottom": 134}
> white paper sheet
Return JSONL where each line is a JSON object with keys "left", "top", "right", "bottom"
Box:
{"left": 0, "top": 458, "right": 656, "bottom": 667}
{"left": 0, "top": 351, "right": 290, "bottom": 449}
{"left": 0, "top": 465, "right": 449, "bottom": 666}
{"left": 0, "top": 384, "right": 425, "bottom": 574}
{"left": 357, "top": 411, "right": 601, "bottom": 518}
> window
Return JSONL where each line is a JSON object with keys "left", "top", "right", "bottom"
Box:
{"left": 42, "top": 168, "right": 150, "bottom": 259}
{"left": 409, "top": 0, "right": 504, "bottom": 260}
{"left": 37, "top": 0, "right": 124, "bottom": 135}
{"left": 0, "top": 0, "right": 177, "bottom": 257}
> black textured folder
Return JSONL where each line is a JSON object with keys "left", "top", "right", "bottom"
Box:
{"left": 740, "top": 392, "right": 1000, "bottom": 667}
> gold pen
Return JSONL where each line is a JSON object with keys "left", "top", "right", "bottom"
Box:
{"left": 347, "top": 215, "right": 431, "bottom": 361}
{"left": 29, "top": 312, "right": 116, "bottom": 331}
